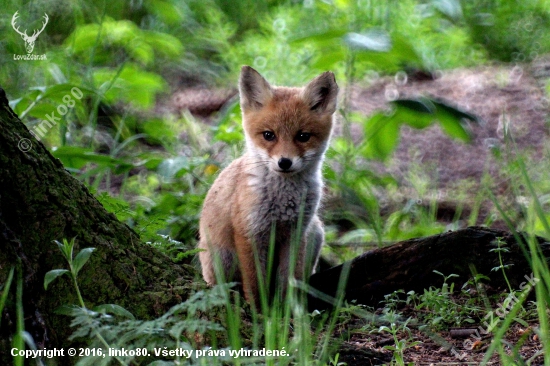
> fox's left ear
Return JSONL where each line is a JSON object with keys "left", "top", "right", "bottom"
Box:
{"left": 239, "top": 66, "right": 273, "bottom": 110}
{"left": 301, "top": 72, "right": 338, "bottom": 114}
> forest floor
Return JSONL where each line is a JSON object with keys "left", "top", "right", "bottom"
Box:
{"left": 161, "top": 61, "right": 550, "bottom": 365}
{"left": 338, "top": 315, "right": 543, "bottom": 365}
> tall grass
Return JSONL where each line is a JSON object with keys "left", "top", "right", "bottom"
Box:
{"left": 481, "top": 134, "right": 550, "bottom": 364}
{"left": 204, "top": 206, "right": 352, "bottom": 365}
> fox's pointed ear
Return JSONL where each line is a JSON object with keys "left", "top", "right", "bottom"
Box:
{"left": 239, "top": 66, "right": 273, "bottom": 110}
{"left": 302, "top": 71, "right": 338, "bottom": 114}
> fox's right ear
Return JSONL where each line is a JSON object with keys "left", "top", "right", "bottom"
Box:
{"left": 301, "top": 71, "right": 338, "bottom": 114}
{"left": 239, "top": 66, "right": 273, "bottom": 110}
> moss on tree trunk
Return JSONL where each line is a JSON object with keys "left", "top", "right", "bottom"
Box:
{"left": 0, "top": 87, "right": 201, "bottom": 363}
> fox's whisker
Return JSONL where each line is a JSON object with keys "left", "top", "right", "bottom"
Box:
{"left": 241, "top": 160, "right": 270, "bottom": 166}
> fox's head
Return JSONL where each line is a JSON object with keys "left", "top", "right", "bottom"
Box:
{"left": 239, "top": 66, "right": 338, "bottom": 176}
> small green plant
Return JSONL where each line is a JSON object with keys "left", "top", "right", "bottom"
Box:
{"left": 44, "top": 238, "right": 130, "bottom": 364}
{"left": 382, "top": 289, "right": 408, "bottom": 313}
{"left": 489, "top": 237, "right": 514, "bottom": 293}
{"left": 44, "top": 238, "right": 96, "bottom": 309}
{"left": 328, "top": 352, "right": 347, "bottom": 366}
{"left": 147, "top": 234, "right": 202, "bottom": 263}
{"left": 376, "top": 318, "right": 420, "bottom": 366}
{"left": 384, "top": 271, "right": 485, "bottom": 331}
{"left": 44, "top": 239, "right": 135, "bottom": 323}
{"left": 414, "top": 272, "right": 470, "bottom": 329}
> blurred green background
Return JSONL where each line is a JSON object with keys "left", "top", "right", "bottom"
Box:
{"left": 3, "top": 0, "right": 550, "bottom": 262}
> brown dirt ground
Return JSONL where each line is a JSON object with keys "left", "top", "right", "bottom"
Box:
{"left": 163, "top": 62, "right": 550, "bottom": 365}
{"left": 339, "top": 319, "right": 544, "bottom": 365}
{"left": 349, "top": 64, "right": 549, "bottom": 187}
{"left": 346, "top": 64, "right": 549, "bottom": 227}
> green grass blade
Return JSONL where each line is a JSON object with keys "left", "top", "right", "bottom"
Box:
{"left": 0, "top": 267, "right": 14, "bottom": 328}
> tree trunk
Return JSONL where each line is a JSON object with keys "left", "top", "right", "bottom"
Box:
{"left": 309, "top": 227, "right": 549, "bottom": 310}
{"left": 0, "top": 88, "right": 200, "bottom": 362}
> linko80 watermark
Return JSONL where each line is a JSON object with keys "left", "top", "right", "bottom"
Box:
{"left": 18, "top": 87, "right": 83, "bottom": 152}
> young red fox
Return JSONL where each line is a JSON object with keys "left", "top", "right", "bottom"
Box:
{"left": 199, "top": 66, "right": 338, "bottom": 304}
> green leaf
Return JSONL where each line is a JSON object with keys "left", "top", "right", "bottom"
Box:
{"left": 390, "top": 97, "right": 438, "bottom": 129}
{"left": 54, "top": 304, "right": 81, "bottom": 316}
{"left": 338, "top": 229, "right": 374, "bottom": 244}
{"left": 52, "top": 146, "right": 134, "bottom": 171}
{"left": 392, "top": 97, "right": 478, "bottom": 142}
{"left": 142, "top": 118, "right": 176, "bottom": 145}
{"left": 12, "top": 89, "right": 42, "bottom": 115}
{"left": 392, "top": 107, "right": 435, "bottom": 129}
{"left": 42, "top": 84, "right": 92, "bottom": 104}
{"left": 141, "top": 157, "right": 164, "bottom": 170}
{"left": 213, "top": 101, "right": 243, "bottom": 144}
{"left": 44, "top": 269, "right": 70, "bottom": 290}
{"left": 361, "top": 113, "right": 402, "bottom": 160}
{"left": 313, "top": 48, "right": 346, "bottom": 70}
{"left": 291, "top": 29, "right": 348, "bottom": 44}
{"left": 72, "top": 248, "right": 96, "bottom": 275}
{"left": 174, "top": 248, "right": 204, "bottom": 262}
{"left": 432, "top": 0, "right": 463, "bottom": 22}
{"left": 0, "top": 267, "right": 14, "bottom": 326}
{"left": 54, "top": 238, "right": 75, "bottom": 262}
{"left": 432, "top": 99, "right": 481, "bottom": 123}
{"left": 53, "top": 239, "right": 65, "bottom": 253}
{"left": 142, "top": 31, "right": 184, "bottom": 58}
{"left": 93, "top": 64, "right": 167, "bottom": 110}
{"left": 93, "top": 304, "right": 135, "bottom": 319}
{"left": 390, "top": 34, "right": 422, "bottom": 65}
{"left": 392, "top": 98, "right": 435, "bottom": 114}
{"left": 145, "top": 0, "right": 184, "bottom": 25}
{"left": 435, "top": 109, "right": 471, "bottom": 142}
{"left": 353, "top": 33, "right": 422, "bottom": 71}
{"left": 344, "top": 30, "right": 392, "bottom": 52}
{"left": 157, "top": 156, "right": 191, "bottom": 181}
{"left": 26, "top": 103, "right": 60, "bottom": 121}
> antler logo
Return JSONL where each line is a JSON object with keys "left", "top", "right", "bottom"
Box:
{"left": 11, "top": 11, "right": 49, "bottom": 54}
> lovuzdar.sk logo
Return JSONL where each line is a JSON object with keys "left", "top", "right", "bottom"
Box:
{"left": 11, "top": 11, "right": 48, "bottom": 61}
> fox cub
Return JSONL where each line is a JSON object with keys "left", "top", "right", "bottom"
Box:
{"left": 199, "top": 66, "right": 338, "bottom": 304}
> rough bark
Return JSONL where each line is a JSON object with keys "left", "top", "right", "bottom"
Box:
{"left": 0, "top": 88, "right": 201, "bottom": 362}
{"left": 309, "top": 227, "right": 550, "bottom": 310}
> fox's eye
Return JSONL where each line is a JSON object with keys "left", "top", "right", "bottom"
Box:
{"left": 296, "top": 132, "right": 311, "bottom": 143}
{"left": 263, "top": 131, "right": 276, "bottom": 141}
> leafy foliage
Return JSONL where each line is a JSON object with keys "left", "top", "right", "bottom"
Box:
{"left": 70, "top": 284, "right": 231, "bottom": 365}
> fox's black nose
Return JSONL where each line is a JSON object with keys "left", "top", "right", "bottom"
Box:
{"left": 278, "top": 157, "right": 293, "bottom": 171}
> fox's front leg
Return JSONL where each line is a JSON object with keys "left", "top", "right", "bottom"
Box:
{"left": 234, "top": 231, "right": 261, "bottom": 305}
{"left": 277, "top": 217, "right": 324, "bottom": 297}
{"left": 304, "top": 216, "right": 324, "bottom": 275}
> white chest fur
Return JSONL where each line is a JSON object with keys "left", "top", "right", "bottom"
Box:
{"left": 247, "top": 166, "right": 322, "bottom": 235}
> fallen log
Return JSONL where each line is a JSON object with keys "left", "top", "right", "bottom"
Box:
{"left": 308, "top": 227, "right": 549, "bottom": 309}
